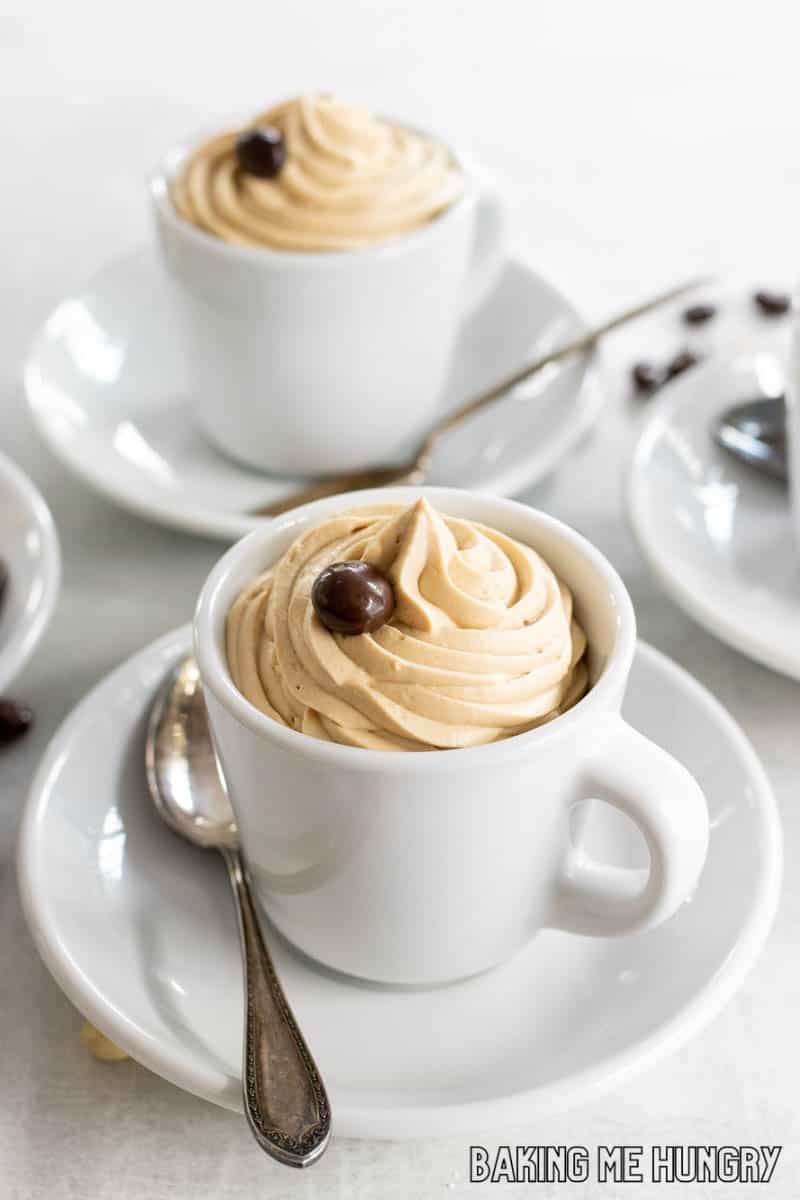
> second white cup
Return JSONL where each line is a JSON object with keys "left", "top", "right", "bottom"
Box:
{"left": 151, "top": 138, "right": 506, "bottom": 478}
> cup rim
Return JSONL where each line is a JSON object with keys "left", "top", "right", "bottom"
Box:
{"left": 194, "top": 487, "right": 636, "bottom": 772}
{"left": 149, "top": 126, "right": 476, "bottom": 270}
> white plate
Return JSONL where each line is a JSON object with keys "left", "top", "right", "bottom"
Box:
{"left": 18, "top": 627, "right": 780, "bottom": 1138}
{"left": 629, "top": 354, "right": 800, "bottom": 680}
{"left": 24, "top": 247, "right": 602, "bottom": 542}
{"left": 0, "top": 451, "right": 61, "bottom": 692}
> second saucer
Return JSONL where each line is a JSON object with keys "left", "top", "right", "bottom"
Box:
{"left": 25, "top": 247, "right": 602, "bottom": 541}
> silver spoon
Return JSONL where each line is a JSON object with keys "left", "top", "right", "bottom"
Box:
{"left": 713, "top": 393, "right": 788, "bottom": 482}
{"left": 145, "top": 655, "right": 331, "bottom": 1169}
{"left": 250, "top": 275, "right": 710, "bottom": 517}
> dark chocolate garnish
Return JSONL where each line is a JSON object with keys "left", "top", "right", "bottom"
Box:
{"left": 312, "top": 561, "right": 395, "bottom": 636}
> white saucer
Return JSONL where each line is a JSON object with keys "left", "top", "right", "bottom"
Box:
{"left": 24, "top": 248, "right": 602, "bottom": 542}
{"left": 0, "top": 451, "right": 60, "bottom": 692}
{"left": 629, "top": 354, "right": 800, "bottom": 680}
{"left": 18, "top": 626, "right": 780, "bottom": 1138}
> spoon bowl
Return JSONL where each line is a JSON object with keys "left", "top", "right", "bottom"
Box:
{"left": 713, "top": 394, "right": 788, "bottom": 483}
{"left": 145, "top": 655, "right": 237, "bottom": 850}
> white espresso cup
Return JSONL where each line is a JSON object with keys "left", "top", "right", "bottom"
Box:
{"left": 150, "top": 136, "right": 506, "bottom": 478}
{"left": 194, "top": 488, "right": 709, "bottom": 986}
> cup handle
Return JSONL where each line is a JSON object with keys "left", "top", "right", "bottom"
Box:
{"left": 547, "top": 717, "right": 709, "bottom": 937}
{"left": 463, "top": 172, "right": 508, "bottom": 315}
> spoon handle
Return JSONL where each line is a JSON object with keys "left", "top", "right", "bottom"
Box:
{"left": 221, "top": 846, "right": 331, "bottom": 1168}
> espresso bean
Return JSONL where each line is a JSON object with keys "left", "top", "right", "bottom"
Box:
{"left": 666, "top": 349, "right": 701, "bottom": 379}
{"left": 683, "top": 303, "right": 717, "bottom": 326}
{"left": 312, "top": 561, "right": 395, "bottom": 636}
{"left": 754, "top": 290, "right": 791, "bottom": 317}
{"left": 235, "top": 126, "right": 287, "bottom": 179}
{"left": 0, "top": 699, "right": 33, "bottom": 745}
{"left": 631, "top": 362, "right": 664, "bottom": 394}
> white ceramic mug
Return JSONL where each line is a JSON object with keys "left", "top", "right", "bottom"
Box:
{"left": 150, "top": 138, "right": 506, "bottom": 478}
{"left": 194, "top": 488, "right": 709, "bottom": 986}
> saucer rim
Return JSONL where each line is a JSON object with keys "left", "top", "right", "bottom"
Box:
{"left": 627, "top": 355, "right": 800, "bottom": 681}
{"left": 16, "top": 626, "right": 782, "bottom": 1138}
{"left": 0, "top": 451, "right": 61, "bottom": 692}
{"left": 23, "top": 248, "right": 604, "bottom": 542}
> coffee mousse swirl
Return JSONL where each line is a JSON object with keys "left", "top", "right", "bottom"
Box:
{"left": 226, "top": 500, "right": 589, "bottom": 752}
{"left": 171, "top": 94, "right": 464, "bottom": 252}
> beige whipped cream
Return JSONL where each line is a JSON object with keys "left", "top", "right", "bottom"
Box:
{"left": 226, "top": 499, "right": 589, "bottom": 752}
{"left": 170, "top": 93, "right": 463, "bottom": 252}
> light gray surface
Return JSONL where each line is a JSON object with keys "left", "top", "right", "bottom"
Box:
{"left": 2, "top": 2, "right": 799, "bottom": 1197}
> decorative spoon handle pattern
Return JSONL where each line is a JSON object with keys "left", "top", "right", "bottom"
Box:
{"left": 222, "top": 846, "right": 331, "bottom": 1169}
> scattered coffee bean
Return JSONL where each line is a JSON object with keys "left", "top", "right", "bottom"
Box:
{"left": 754, "top": 290, "right": 791, "bottom": 317}
{"left": 235, "top": 126, "right": 287, "bottom": 179}
{"left": 0, "top": 699, "right": 33, "bottom": 745}
{"left": 631, "top": 362, "right": 665, "bottom": 394}
{"left": 0, "top": 557, "right": 7, "bottom": 611}
{"left": 312, "top": 561, "right": 395, "bottom": 636}
{"left": 666, "top": 349, "right": 701, "bottom": 379}
{"left": 683, "top": 302, "right": 717, "bottom": 326}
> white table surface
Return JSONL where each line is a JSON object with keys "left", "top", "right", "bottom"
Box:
{"left": 2, "top": 2, "right": 799, "bottom": 1197}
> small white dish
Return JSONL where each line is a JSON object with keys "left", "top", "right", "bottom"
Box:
{"left": 629, "top": 355, "right": 800, "bottom": 680}
{"left": 24, "top": 247, "right": 602, "bottom": 542}
{"left": 18, "top": 627, "right": 780, "bottom": 1138}
{"left": 785, "top": 313, "right": 800, "bottom": 549}
{"left": 0, "top": 451, "right": 60, "bottom": 692}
